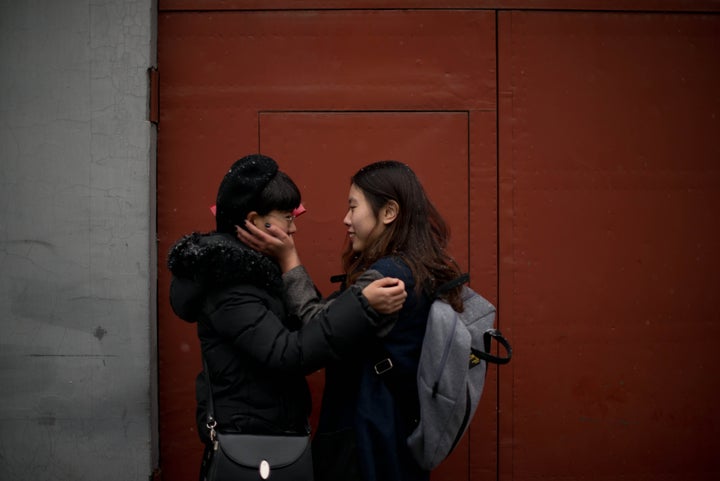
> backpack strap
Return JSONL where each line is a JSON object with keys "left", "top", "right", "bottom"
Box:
{"left": 371, "top": 273, "right": 471, "bottom": 431}
{"left": 433, "top": 273, "right": 470, "bottom": 299}
{"left": 371, "top": 342, "right": 421, "bottom": 433}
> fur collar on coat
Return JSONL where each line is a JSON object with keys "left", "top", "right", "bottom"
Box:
{"left": 168, "top": 231, "right": 284, "bottom": 300}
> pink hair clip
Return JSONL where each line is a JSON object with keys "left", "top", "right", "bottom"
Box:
{"left": 209, "top": 203, "right": 305, "bottom": 218}
{"left": 293, "top": 204, "right": 307, "bottom": 217}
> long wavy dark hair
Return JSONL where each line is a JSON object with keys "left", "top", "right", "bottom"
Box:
{"left": 342, "top": 160, "right": 464, "bottom": 311}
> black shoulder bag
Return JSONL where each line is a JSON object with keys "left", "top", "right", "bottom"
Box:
{"left": 201, "top": 357, "right": 313, "bottom": 481}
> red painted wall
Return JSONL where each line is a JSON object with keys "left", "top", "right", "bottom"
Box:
{"left": 497, "top": 11, "right": 720, "bottom": 480}
{"left": 157, "top": 4, "right": 720, "bottom": 480}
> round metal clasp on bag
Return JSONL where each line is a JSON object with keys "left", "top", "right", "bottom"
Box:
{"left": 259, "top": 460, "right": 270, "bottom": 479}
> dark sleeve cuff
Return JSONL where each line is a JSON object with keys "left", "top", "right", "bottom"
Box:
{"left": 351, "top": 284, "right": 381, "bottom": 322}
{"left": 350, "top": 284, "right": 398, "bottom": 336}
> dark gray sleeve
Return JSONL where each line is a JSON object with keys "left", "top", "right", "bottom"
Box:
{"left": 207, "top": 283, "right": 378, "bottom": 374}
{"left": 283, "top": 266, "right": 397, "bottom": 336}
{"left": 354, "top": 269, "right": 399, "bottom": 337}
{"left": 282, "top": 265, "right": 329, "bottom": 325}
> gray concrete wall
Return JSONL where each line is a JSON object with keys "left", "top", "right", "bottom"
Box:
{"left": 0, "top": 1, "right": 157, "bottom": 479}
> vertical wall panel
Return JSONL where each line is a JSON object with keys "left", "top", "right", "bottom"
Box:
{"left": 499, "top": 11, "right": 720, "bottom": 480}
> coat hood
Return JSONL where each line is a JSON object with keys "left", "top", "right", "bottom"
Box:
{"left": 167, "top": 232, "right": 283, "bottom": 322}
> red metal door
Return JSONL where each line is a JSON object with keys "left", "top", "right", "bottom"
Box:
{"left": 497, "top": 10, "right": 720, "bottom": 481}
{"left": 157, "top": 7, "right": 497, "bottom": 481}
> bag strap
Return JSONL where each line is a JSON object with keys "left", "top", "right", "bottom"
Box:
{"left": 201, "top": 356, "right": 218, "bottom": 440}
{"left": 370, "top": 274, "right": 468, "bottom": 430}
{"left": 370, "top": 342, "right": 420, "bottom": 432}
{"left": 372, "top": 273, "right": 470, "bottom": 396}
{"left": 433, "top": 273, "right": 470, "bottom": 299}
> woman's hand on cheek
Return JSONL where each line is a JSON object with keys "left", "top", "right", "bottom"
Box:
{"left": 236, "top": 221, "right": 285, "bottom": 254}
{"left": 236, "top": 221, "right": 301, "bottom": 273}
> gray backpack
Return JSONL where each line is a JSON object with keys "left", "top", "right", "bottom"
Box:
{"left": 374, "top": 274, "right": 512, "bottom": 470}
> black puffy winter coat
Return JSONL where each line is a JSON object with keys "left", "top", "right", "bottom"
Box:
{"left": 168, "top": 232, "right": 379, "bottom": 437}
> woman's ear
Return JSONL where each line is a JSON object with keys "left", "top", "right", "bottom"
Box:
{"left": 246, "top": 211, "right": 262, "bottom": 228}
{"left": 381, "top": 200, "right": 399, "bottom": 225}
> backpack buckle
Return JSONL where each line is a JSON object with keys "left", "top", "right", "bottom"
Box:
{"left": 374, "top": 358, "right": 394, "bottom": 375}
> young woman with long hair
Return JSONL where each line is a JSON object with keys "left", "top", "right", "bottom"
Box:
{"left": 239, "top": 160, "right": 464, "bottom": 481}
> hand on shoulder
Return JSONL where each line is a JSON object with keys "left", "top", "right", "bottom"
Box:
{"left": 362, "top": 278, "right": 406, "bottom": 314}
